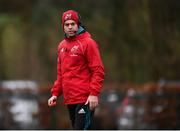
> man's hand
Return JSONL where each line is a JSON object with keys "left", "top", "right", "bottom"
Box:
{"left": 48, "top": 96, "right": 57, "bottom": 106}
{"left": 85, "top": 95, "right": 99, "bottom": 110}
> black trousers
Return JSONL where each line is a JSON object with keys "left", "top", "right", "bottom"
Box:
{"left": 67, "top": 103, "right": 94, "bottom": 130}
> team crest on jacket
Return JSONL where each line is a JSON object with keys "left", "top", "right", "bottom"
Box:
{"left": 70, "top": 45, "right": 79, "bottom": 56}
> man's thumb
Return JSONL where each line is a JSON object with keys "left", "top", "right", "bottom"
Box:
{"left": 85, "top": 99, "right": 89, "bottom": 105}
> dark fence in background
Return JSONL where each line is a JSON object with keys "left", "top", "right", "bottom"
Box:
{"left": 0, "top": 80, "right": 180, "bottom": 129}
{"left": 96, "top": 91, "right": 180, "bottom": 129}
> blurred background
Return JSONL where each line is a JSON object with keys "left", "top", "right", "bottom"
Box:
{"left": 0, "top": 0, "right": 180, "bottom": 129}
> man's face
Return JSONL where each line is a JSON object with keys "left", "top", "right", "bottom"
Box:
{"left": 64, "top": 20, "right": 78, "bottom": 37}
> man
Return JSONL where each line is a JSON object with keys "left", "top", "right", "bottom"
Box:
{"left": 48, "top": 10, "right": 105, "bottom": 130}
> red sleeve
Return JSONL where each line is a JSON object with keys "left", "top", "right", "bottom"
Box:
{"left": 51, "top": 45, "right": 63, "bottom": 97}
{"left": 86, "top": 39, "right": 105, "bottom": 96}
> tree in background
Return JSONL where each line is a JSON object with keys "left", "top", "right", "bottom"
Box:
{"left": 0, "top": 0, "right": 180, "bottom": 84}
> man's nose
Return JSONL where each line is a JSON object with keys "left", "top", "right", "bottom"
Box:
{"left": 68, "top": 25, "right": 72, "bottom": 28}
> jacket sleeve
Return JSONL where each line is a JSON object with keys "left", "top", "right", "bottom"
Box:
{"left": 86, "top": 39, "right": 105, "bottom": 96}
{"left": 51, "top": 46, "right": 63, "bottom": 97}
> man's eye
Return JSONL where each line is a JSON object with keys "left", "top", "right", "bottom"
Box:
{"left": 71, "top": 23, "right": 75, "bottom": 26}
{"left": 65, "top": 24, "right": 69, "bottom": 26}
